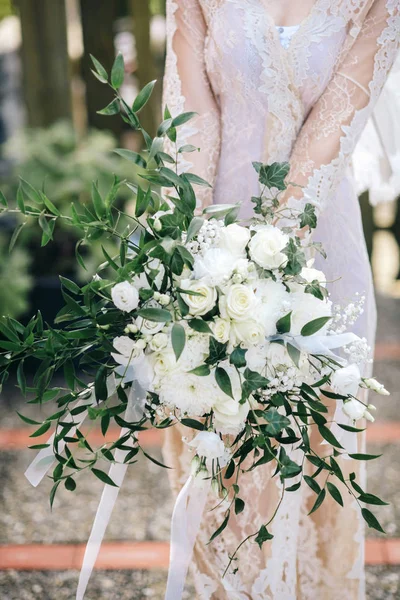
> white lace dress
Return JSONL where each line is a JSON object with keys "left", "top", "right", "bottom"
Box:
{"left": 161, "top": 2, "right": 400, "bottom": 598}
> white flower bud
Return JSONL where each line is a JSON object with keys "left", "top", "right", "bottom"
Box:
{"left": 135, "top": 338, "right": 147, "bottom": 350}
{"left": 190, "top": 455, "right": 201, "bottom": 475}
{"left": 153, "top": 218, "right": 162, "bottom": 232}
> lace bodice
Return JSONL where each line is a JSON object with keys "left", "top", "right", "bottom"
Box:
{"left": 163, "top": 0, "right": 400, "bottom": 215}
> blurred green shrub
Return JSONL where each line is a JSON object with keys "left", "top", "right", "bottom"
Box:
{"left": 0, "top": 232, "right": 31, "bottom": 318}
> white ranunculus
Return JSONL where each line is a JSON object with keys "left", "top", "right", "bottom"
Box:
{"left": 149, "top": 332, "right": 169, "bottom": 352}
{"left": 211, "top": 318, "right": 231, "bottom": 344}
{"left": 158, "top": 371, "right": 216, "bottom": 415}
{"left": 111, "top": 281, "right": 139, "bottom": 312}
{"left": 180, "top": 279, "right": 217, "bottom": 316}
{"left": 363, "top": 377, "right": 390, "bottom": 396}
{"left": 248, "top": 225, "right": 289, "bottom": 270}
{"left": 342, "top": 398, "right": 368, "bottom": 421}
{"left": 255, "top": 279, "right": 291, "bottom": 336}
{"left": 231, "top": 319, "right": 265, "bottom": 346}
{"left": 219, "top": 223, "right": 251, "bottom": 257}
{"left": 331, "top": 364, "right": 361, "bottom": 397}
{"left": 225, "top": 284, "right": 257, "bottom": 321}
{"left": 290, "top": 291, "right": 332, "bottom": 336}
{"left": 193, "top": 248, "right": 237, "bottom": 287}
{"left": 188, "top": 431, "right": 226, "bottom": 460}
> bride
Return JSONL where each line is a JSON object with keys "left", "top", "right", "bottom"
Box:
{"left": 161, "top": 1, "right": 400, "bottom": 599}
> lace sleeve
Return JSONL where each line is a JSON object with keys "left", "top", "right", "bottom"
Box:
{"left": 163, "top": 0, "right": 221, "bottom": 208}
{"left": 282, "top": 0, "right": 400, "bottom": 213}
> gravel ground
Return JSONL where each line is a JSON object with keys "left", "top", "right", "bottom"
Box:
{"left": 0, "top": 568, "right": 398, "bottom": 600}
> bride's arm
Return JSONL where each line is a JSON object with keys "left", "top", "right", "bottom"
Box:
{"left": 281, "top": 0, "right": 400, "bottom": 213}
{"left": 163, "top": 0, "right": 221, "bottom": 209}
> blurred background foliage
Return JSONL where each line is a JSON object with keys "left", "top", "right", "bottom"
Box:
{"left": 0, "top": 0, "right": 399, "bottom": 325}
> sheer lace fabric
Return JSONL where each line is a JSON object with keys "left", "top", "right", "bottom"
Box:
{"left": 161, "top": 2, "right": 400, "bottom": 598}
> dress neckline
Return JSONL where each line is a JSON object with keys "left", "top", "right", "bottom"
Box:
{"left": 261, "top": 0, "right": 322, "bottom": 51}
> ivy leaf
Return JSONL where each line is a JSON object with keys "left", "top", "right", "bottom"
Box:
{"left": 257, "top": 162, "right": 290, "bottom": 190}
{"left": 215, "top": 367, "right": 234, "bottom": 399}
{"left": 255, "top": 524, "right": 273, "bottom": 549}
{"left": 243, "top": 368, "right": 269, "bottom": 391}
{"left": 111, "top": 52, "right": 124, "bottom": 89}
{"left": 263, "top": 408, "right": 291, "bottom": 436}
{"left": 206, "top": 338, "right": 228, "bottom": 365}
{"left": 304, "top": 281, "right": 325, "bottom": 301}
{"left": 299, "top": 203, "right": 317, "bottom": 229}
{"left": 327, "top": 482, "right": 344, "bottom": 506}
{"left": 229, "top": 347, "right": 247, "bottom": 368}
{"left": 171, "top": 323, "right": 186, "bottom": 361}
{"left": 283, "top": 238, "right": 306, "bottom": 276}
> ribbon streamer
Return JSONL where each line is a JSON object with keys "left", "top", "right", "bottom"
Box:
{"left": 165, "top": 475, "right": 211, "bottom": 600}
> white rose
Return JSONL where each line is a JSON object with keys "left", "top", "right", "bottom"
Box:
{"left": 136, "top": 315, "right": 165, "bottom": 335}
{"left": 265, "top": 342, "right": 310, "bottom": 380}
{"left": 363, "top": 377, "right": 390, "bottom": 396}
{"left": 255, "top": 280, "right": 291, "bottom": 336}
{"left": 193, "top": 248, "right": 237, "bottom": 287}
{"left": 248, "top": 226, "right": 289, "bottom": 269}
{"left": 181, "top": 279, "right": 217, "bottom": 316}
{"left": 111, "top": 281, "right": 139, "bottom": 312}
{"left": 149, "top": 332, "right": 169, "bottom": 352}
{"left": 213, "top": 395, "right": 250, "bottom": 435}
{"left": 231, "top": 320, "right": 265, "bottom": 346}
{"left": 290, "top": 291, "right": 332, "bottom": 336}
{"left": 300, "top": 267, "right": 326, "bottom": 286}
{"left": 211, "top": 318, "right": 231, "bottom": 344}
{"left": 219, "top": 223, "right": 251, "bottom": 257}
{"left": 188, "top": 431, "right": 226, "bottom": 460}
{"left": 342, "top": 398, "right": 368, "bottom": 421}
{"left": 331, "top": 364, "right": 361, "bottom": 397}
{"left": 153, "top": 351, "right": 177, "bottom": 377}
{"left": 112, "top": 336, "right": 137, "bottom": 359}
{"left": 225, "top": 284, "right": 257, "bottom": 321}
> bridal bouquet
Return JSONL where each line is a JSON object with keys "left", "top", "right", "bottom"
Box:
{"left": 0, "top": 54, "right": 389, "bottom": 598}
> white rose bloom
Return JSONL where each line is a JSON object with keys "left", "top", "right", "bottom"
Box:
{"left": 188, "top": 431, "right": 226, "bottom": 461}
{"left": 290, "top": 291, "right": 332, "bottom": 336}
{"left": 211, "top": 365, "right": 250, "bottom": 435}
{"left": 255, "top": 279, "right": 291, "bottom": 336}
{"left": 159, "top": 371, "right": 216, "bottom": 415}
{"left": 301, "top": 267, "right": 326, "bottom": 286}
{"left": 219, "top": 223, "right": 251, "bottom": 257}
{"left": 149, "top": 332, "right": 169, "bottom": 352}
{"left": 193, "top": 248, "right": 237, "bottom": 287}
{"left": 231, "top": 319, "right": 266, "bottom": 346}
{"left": 248, "top": 225, "right": 289, "bottom": 270}
{"left": 211, "top": 318, "right": 231, "bottom": 344}
{"left": 181, "top": 279, "right": 217, "bottom": 316}
{"left": 112, "top": 336, "right": 137, "bottom": 360}
{"left": 342, "top": 398, "right": 368, "bottom": 421}
{"left": 153, "top": 351, "right": 177, "bottom": 378}
{"left": 111, "top": 281, "right": 139, "bottom": 312}
{"left": 363, "top": 377, "right": 390, "bottom": 396}
{"left": 331, "top": 364, "right": 361, "bottom": 397}
{"left": 265, "top": 342, "right": 310, "bottom": 381}
{"left": 225, "top": 284, "right": 258, "bottom": 321}
{"left": 136, "top": 315, "right": 165, "bottom": 336}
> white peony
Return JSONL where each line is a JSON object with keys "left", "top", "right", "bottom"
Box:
{"left": 342, "top": 398, "right": 369, "bottom": 421}
{"left": 248, "top": 225, "right": 289, "bottom": 270}
{"left": 219, "top": 223, "right": 251, "bottom": 257}
{"left": 149, "top": 332, "right": 169, "bottom": 352}
{"left": 188, "top": 431, "right": 226, "bottom": 460}
{"left": 290, "top": 291, "right": 332, "bottom": 336}
{"left": 180, "top": 279, "right": 217, "bottom": 316}
{"left": 231, "top": 319, "right": 266, "bottom": 346}
{"left": 224, "top": 284, "right": 258, "bottom": 321}
{"left": 158, "top": 371, "right": 216, "bottom": 415}
{"left": 111, "top": 281, "right": 139, "bottom": 312}
{"left": 331, "top": 364, "right": 361, "bottom": 397}
{"left": 193, "top": 248, "right": 237, "bottom": 287}
{"left": 211, "top": 318, "right": 231, "bottom": 344}
{"left": 255, "top": 279, "right": 291, "bottom": 336}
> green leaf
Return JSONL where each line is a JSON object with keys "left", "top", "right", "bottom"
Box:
{"left": 95, "top": 365, "right": 108, "bottom": 402}
{"left": 256, "top": 162, "right": 290, "bottom": 190}
{"left": 276, "top": 312, "right": 291, "bottom": 334}
{"left": 287, "top": 342, "right": 301, "bottom": 367}
{"left": 255, "top": 524, "right": 273, "bottom": 548}
{"left": 361, "top": 508, "right": 385, "bottom": 533}
{"left": 229, "top": 347, "right": 247, "bottom": 368}
{"left": 327, "top": 481, "right": 344, "bottom": 506}
{"left": 283, "top": 238, "right": 306, "bottom": 276}
{"left": 299, "top": 203, "right": 317, "bottom": 229}
{"left": 64, "top": 359, "right": 75, "bottom": 391}
{"left": 188, "top": 365, "right": 211, "bottom": 376}
{"left": 304, "top": 475, "right": 321, "bottom": 495}
{"left": 206, "top": 338, "right": 228, "bottom": 366}
{"left": 338, "top": 424, "right": 365, "bottom": 433}
{"left": 348, "top": 453, "right": 382, "bottom": 461}
{"left": 318, "top": 425, "right": 343, "bottom": 449}
{"left": 65, "top": 477, "right": 76, "bottom": 492}
{"left": 50, "top": 481, "right": 60, "bottom": 509}
{"left": 171, "top": 111, "right": 197, "bottom": 127}
{"left": 9, "top": 222, "right": 26, "bottom": 252}
{"left": 358, "top": 493, "right": 389, "bottom": 506}
{"left": 186, "top": 216, "right": 204, "bottom": 242}
{"left": 91, "top": 182, "right": 106, "bottom": 219}
{"left": 30, "top": 421, "right": 51, "bottom": 438}
{"left": 137, "top": 308, "right": 172, "bottom": 323}
{"left": 59, "top": 276, "right": 80, "bottom": 295}
{"left": 184, "top": 173, "right": 211, "bottom": 187}
{"left": 0, "top": 189, "right": 8, "bottom": 207}
{"left": 92, "top": 468, "right": 118, "bottom": 487}
{"left": 40, "top": 191, "right": 61, "bottom": 216}
{"left": 208, "top": 510, "right": 230, "bottom": 544}
{"left": 171, "top": 323, "right": 186, "bottom": 361}
{"left": 243, "top": 368, "right": 269, "bottom": 391}
{"left": 97, "top": 98, "right": 120, "bottom": 115}
{"left": 17, "top": 412, "right": 41, "bottom": 425}
{"left": 132, "top": 80, "right": 157, "bottom": 112}
{"left": 215, "top": 367, "right": 234, "bottom": 399}
{"left": 178, "top": 144, "right": 199, "bottom": 153}
{"left": 300, "top": 316, "right": 331, "bottom": 337}
{"left": 114, "top": 148, "right": 147, "bottom": 169}
{"left": 308, "top": 488, "right": 326, "bottom": 515}
{"left": 234, "top": 497, "right": 245, "bottom": 515}
{"left": 188, "top": 319, "right": 213, "bottom": 335}
{"left": 90, "top": 54, "right": 108, "bottom": 81}
{"left": 111, "top": 52, "right": 124, "bottom": 89}
{"left": 263, "top": 408, "right": 291, "bottom": 436}
{"left": 17, "top": 361, "right": 26, "bottom": 395}
{"left": 305, "top": 281, "right": 325, "bottom": 301}
{"left": 180, "top": 418, "right": 205, "bottom": 431}
{"left": 16, "top": 183, "right": 26, "bottom": 213}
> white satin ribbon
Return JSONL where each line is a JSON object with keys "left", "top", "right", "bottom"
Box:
{"left": 165, "top": 475, "right": 211, "bottom": 600}
{"left": 76, "top": 380, "right": 147, "bottom": 599}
